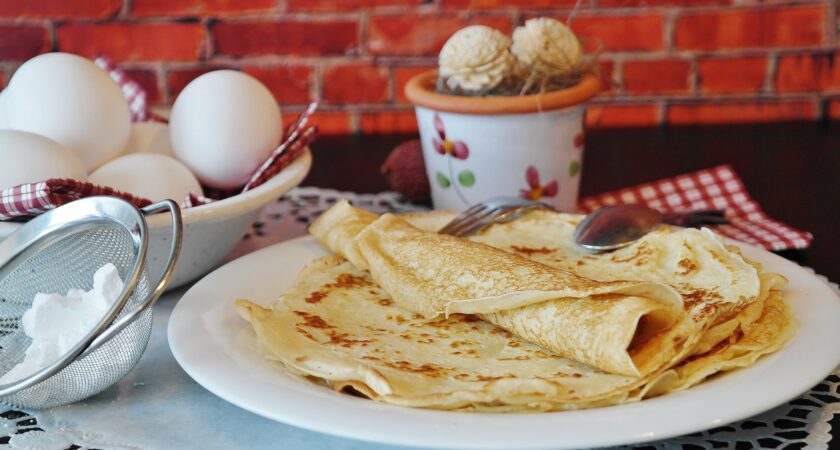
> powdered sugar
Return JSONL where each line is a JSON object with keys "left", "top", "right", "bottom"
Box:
{"left": 0, "top": 263, "right": 124, "bottom": 384}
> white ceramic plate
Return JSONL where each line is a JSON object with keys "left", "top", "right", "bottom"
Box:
{"left": 169, "top": 236, "right": 840, "bottom": 449}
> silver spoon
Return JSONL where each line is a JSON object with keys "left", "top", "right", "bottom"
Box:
{"left": 573, "top": 204, "right": 728, "bottom": 251}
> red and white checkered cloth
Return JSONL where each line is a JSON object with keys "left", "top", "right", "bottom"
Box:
{"left": 0, "top": 179, "right": 152, "bottom": 221}
{"left": 244, "top": 99, "right": 319, "bottom": 192}
{"left": 579, "top": 165, "right": 812, "bottom": 251}
{"left": 94, "top": 55, "right": 157, "bottom": 123}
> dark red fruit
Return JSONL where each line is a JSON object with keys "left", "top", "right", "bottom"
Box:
{"left": 381, "top": 139, "right": 431, "bottom": 204}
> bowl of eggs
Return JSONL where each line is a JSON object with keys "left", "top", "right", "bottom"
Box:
{"left": 0, "top": 53, "right": 311, "bottom": 289}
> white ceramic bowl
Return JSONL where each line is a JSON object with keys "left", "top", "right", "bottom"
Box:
{"left": 0, "top": 149, "right": 311, "bottom": 290}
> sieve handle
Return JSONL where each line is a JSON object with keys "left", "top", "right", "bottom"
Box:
{"left": 138, "top": 200, "right": 184, "bottom": 305}
{"left": 81, "top": 200, "right": 183, "bottom": 357}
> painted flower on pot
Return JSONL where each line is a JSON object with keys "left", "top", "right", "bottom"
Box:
{"left": 432, "top": 114, "right": 470, "bottom": 160}
{"left": 568, "top": 131, "right": 584, "bottom": 177}
{"left": 574, "top": 132, "right": 584, "bottom": 149}
{"left": 520, "top": 165, "right": 558, "bottom": 201}
{"left": 431, "top": 113, "right": 475, "bottom": 206}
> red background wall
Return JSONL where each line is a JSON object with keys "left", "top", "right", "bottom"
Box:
{"left": 0, "top": 0, "right": 838, "bottom": 133}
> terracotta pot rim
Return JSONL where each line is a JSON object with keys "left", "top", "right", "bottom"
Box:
{"left": 404, "top": 70, "right": 600, "bottom": 115}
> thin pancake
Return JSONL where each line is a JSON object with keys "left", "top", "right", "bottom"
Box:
{"left": 468, "top": 210, "right": 759, "bottom": 302}
{"left": 237, "top": 256, "right": 652, "bottom": 411}
{"left": 671, "top": 292, "right": 795, "bottom": 390}
{"left": 236, "top": 257, "right": 794, "bottom": 411}
{"left": 235, "top": 205, "right": 793, "bottom": 412}
{"left": 461, "top": 210, "right": 769, "bottom": 355}
{"left": 310, "top": 201, "right": 688, "bottom": 377}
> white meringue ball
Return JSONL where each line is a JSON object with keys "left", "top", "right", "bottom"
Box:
{"left": 0, "top": 130, "right": 87, "bottom": 191}
{"left": 3, "top": 53, "right": 131, "bottom": 172}
{"left": 89, "top": 153, "right": 203, "bottom": 203}
{"left": 169, "top": 70, "right": 282, "bottom": 190}
{"left": 512, "top": 18, "right": 582, "bottom": 78}
{"left": 122, "top": 122, "right": 175, "bottom": 157}
{"left": 439, "top": 25, "right": 514, "bottom": 92}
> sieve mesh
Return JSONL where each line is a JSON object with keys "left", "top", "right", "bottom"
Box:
{"left": 0, "top": 224, "right": 152, "bottom": 409}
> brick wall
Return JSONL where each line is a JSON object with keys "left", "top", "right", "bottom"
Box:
{"left": 0, "top": 0, "right": 838, "bottom": 133}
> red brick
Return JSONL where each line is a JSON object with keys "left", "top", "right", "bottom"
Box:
{"left": 776, "top": 53, "right": 840, "bottom": 93}
{"left": 0, "top": 0, "right": 121, "bottom": 19}
{"left": 58, "top": 23, "right": 206, "bottom": 62}
{"left": 828, "top": 99, "right": 840, "bottom": 121}
{"left": 597, "top": 60, "right": 616, "bottom": 95}
{"left": 571, "top": 14, "right": 664, "bottom": 52}
{"left": 442, "top": 0, "right": 577, "bottom": 8}
{"left": 585, "top": 104, "right": 659, "bottom": 128}
{"left": 288, "top": 0, "right": 426, "bottom": 11}
{"left": 168, "top": 65, "right": 310, "bottom": 105}
{"left": 294, "top": 111, "right": 353, "bottom": 135}
{"left": 667, "top": 101, "right": 816, "bottom": 125}
{"left": 394, "top": 66, "right": 435, "bottom": 103}
{"left": 600, "top": 0, "right": 728, "bottom": 5}
{"left": 675, "top": 6, "right": 825, "bottom": 51}
{"left": 213, "top": 20, "right": 358, "bottom": 57}
{"left": 323, "top": 64, "right": 389, "bottom": 104}
{"left": 698, "top": 56, "right": 766, "bottom": 94}
{"left": 623, "top": 59, "right": 690, "bottom": 94}
{"left": 167, "top": 66, "right": 230, "bottom": 101}
{"left": 124, "top": 69, "right": 162, "bottom": 104}
{"left": 244, "top": 66, "right": 313, "bottom": 105}
{"left": 368, "top": 14, "right": 511, "bottom": 56}
{"left": 360, "top": 111, "right": 418, "bottom": 134}
{"left": 0, "top": 25, "right": 50, "bottom": 61}
{"left": 132, "top": 0, "right": 275, "bottom": 16}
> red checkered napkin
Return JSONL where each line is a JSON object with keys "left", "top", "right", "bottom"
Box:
{"left": 94, "top": 55, "right": 160, "bottom": 123}
{"left": 579, "top": 165, "right": 812, "bottom": 251}
{"left": 0, "top": 179, "right": 152, "bottom": 221}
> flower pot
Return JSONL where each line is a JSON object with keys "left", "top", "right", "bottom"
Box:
{"left": 405, "top": 70, "right": 600, "bottom": 211}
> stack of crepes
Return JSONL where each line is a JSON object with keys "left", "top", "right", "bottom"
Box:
{"left": 236, "top": 201, "right": 796, "bottom": 412}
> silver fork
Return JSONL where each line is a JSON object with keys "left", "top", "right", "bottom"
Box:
{"left": 438, "top": 197, "right": 730, "bottom": 241}
{"left": 438, "top": 197, "right": 553, "bottom": 237}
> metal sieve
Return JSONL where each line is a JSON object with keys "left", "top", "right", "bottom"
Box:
{"left": 0, "top": 196, "right": 182, "bottom": 409}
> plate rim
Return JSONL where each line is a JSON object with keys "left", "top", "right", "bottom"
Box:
{"left": 169, "top": 235, "right": 840, "bottom": 449}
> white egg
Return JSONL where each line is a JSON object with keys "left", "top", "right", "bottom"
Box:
{"left": 122, "top": 122, "right": 175, "bottom": 157}
{"left": 170, "top": 70, "right": 282, "bottom": 189}
{"left": 3, "top": 53, "right": 131, "bottom": 172}
{"left": 0, "top": 92, "right": 9, "bottom": 130}
{"left": 0, "top": 130, "right": 87, "bottom": 191}
{"left": 89, "top": 153, "right": 203, "bottom": 203}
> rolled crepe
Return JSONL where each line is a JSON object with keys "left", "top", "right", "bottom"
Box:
{"left": 310, "top": 201, "right": 690, "bottom": 377}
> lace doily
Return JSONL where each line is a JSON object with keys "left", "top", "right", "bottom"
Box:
{"left": 2, "top": 187, "right": 838, "bottom": 450}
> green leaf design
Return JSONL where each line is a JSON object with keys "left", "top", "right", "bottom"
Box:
{"left": 458, "top": 170, "right": 475, "bottom": 187}
{"left": 436, "top": 171, "right": 451, "bottom": 188}
{"left": 569, "top": 160, "right": 581, "bottom": 177}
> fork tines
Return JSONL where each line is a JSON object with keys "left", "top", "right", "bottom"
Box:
{"left": 438, "top": 197, "right": 548, "bottom": 237}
